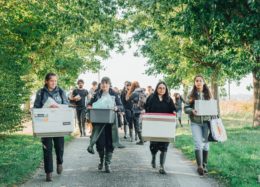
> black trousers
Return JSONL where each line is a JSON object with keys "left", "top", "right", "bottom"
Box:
{"left": 133, "top": 113, "right": 141, "bottom": 133}
{"left": 125, "top": 109, "right": 133, "bottom": 129}
{"left": 76, "top": 108, "right": 86, "bottom": 135}
{"left": 42, "top": 137, "right": 64, "bottom": 173}
{"left": 150, "top": 141, "right": 169, "bottom": 154}
{"left": 96, "top": 124, "right": 114, "bottom": 153}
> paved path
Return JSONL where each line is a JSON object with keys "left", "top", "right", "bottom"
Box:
{"left": 21, "top": 136, "right": 222, "bottom": 187}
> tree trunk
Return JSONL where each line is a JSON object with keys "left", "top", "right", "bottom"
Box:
{"left": 183, "top": 84, "right": 189, "bottom": 101}
{"left": 211, "top": 71, "right": 220, "bottom": 115}
{"left": 253, "top": 70, "right": 260, "bottom": 127}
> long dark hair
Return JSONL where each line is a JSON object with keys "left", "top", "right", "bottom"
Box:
{"left": 154, "top": 81, "right": 171, "bottom": 102}
{"left": 189, "top": 75, "right": 212, "bottom": 104}
{"left": 44, "top": 73, "right": 57, "bottom": 86}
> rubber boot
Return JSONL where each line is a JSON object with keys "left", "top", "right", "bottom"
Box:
{"left": 195, "top": 150, "right": 204, "bottom": 176}
{"left": 98, "top": 151, "right": 105, "bottom": 170}
{"left": 129, "top": 129, "right": 133, "bottom": 142}
{"left": 179, "top": 119, "right": 183, "bottom": 127}
{"left": 136, "top": 132, "right": 144, "bottom": 145}
{"left": 105, "top": 152, "right": 113, "bottom": 173}
{"left": 159, "top": 152, "right": 167, "bottom": 174}
{"left": 87, "top": 125, "right": 106, "bottom": 154}
{"left": 124, "top": 125, "right": 128, "bottom": 139}
{"left": 203, "top": 150, "right": 208, "bottom": 174}
{"left": 151, "top": 153, "right": 156, "bottom": 168}
{"left": 83, "top": 123, "right": 86, "bottom": 137}
{"left": 135, "top": 133, "right": 138, "bottom": 141}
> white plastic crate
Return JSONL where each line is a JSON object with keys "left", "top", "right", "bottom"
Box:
{"left": 32, "top": 108, "right": 75, "bottom": 137}
{"left": 142, "top": 113, "right": 177, "bottom": 142}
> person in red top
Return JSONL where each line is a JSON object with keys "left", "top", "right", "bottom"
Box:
{"left": 145, "top": 81, "right": 176, "bottom": 174}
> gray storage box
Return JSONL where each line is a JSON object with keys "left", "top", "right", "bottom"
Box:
{"left": 89, "top": 109, "right": 116, "bottom": 124}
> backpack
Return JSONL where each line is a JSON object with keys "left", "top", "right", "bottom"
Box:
{"left": 136, "top": 90, "right": 147, "bottom": 110}
{"left": 40, "top": 88, "right": 64, "bottom": 105}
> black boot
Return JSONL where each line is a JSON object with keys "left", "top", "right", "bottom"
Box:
{"left": 151, "top": 153, "right": 156, "bottom": 168}
{"left": 203, "top": 150, "right": 208, "bottom": 174}
{"left": 195, "top": 150, "right": 204, "bottom": 176}
{"left": 98, "top": 151, "right": 104, "bottom": 170}
{"left": 179, "top": 119, "right": 183, "bottom": 127}
{"left": 135, "top": 132, "right": 138, "bottom": 141}
{"left": 83, "top": 125, "right": 86, "bottom": 137}
{"left": 105, "top": 152, "right": 113, "bottom": 173}
{"left": 129, "top": 129, "right": 133, "bottom": 142}
{"left": 124, "top": 125, "right": 128, "bottom": 139}
{"left": 159, "top": 152, "right": 167, "bottom": 174}
{"left": 136, "top": 132, "right": 144, "bottom": 145}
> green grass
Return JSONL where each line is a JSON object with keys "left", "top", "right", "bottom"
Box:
{"left": 0, "top": 134, "right": 74, "bottom": 186}
{"left": 174, "top": 114, "right": 260, "bottom": 187}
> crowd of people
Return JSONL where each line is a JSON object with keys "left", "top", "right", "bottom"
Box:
{"left": 34, "top": 73, "right": 215, "bottom": 181}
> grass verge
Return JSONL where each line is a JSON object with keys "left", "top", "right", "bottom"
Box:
{"left": 0, "top": 134, "right": 74, "bottom": 186}
{"left": 174, "top": 114, "right": 260, "bottom": 187}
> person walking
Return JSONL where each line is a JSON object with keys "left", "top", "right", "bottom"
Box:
{"left": 174, "top": 93, "right": 185, "bottom": 127}
{"left": 87, "top": 77, "right": 123, "bottom": 173}
{"left": 70, "top": 79, "right": 89, "bottom": 137}
{"left": 121, "top": 81, "right": 133, "bottom": 141}
{"left": 184, "top": 75, "right": 214, "bottom": 176}
{"left": 145, "top": 81, "right": 176, "bottom": 174}
{"left": 33, "top": 73, "right": 69, "bottom": 182}
{"left": 126, "top": 81, "right": 146, "bottom": 145}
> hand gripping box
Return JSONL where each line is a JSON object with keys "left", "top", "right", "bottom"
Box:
{"left": 32, "top": 108, "right": 75, "bottom": 137}
{"left": 194, "top": 99, "right": 218, "bottom": 116}
{"left": 142, "top": 113, "right": 177, "bottom": 142}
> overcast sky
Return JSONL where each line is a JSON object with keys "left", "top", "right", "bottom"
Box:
{"left": 79, "top": 45, "right": 253, "bottom": 96}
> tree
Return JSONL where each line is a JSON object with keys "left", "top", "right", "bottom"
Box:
{"left": 0, "top": 0, "right": 124, "bottom": 133}
{"left": 120, "top": 0, "right": 259, "bottom": 126}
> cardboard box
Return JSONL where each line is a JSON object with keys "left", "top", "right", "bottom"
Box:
{"left": 32, "top": 108, "right": 75, "bottom": 137}
{"left": 142, "top": 113, "right": 176, "bottom": 142}
{"left": 195, "top": 100, "right": 218, "bottom": 116}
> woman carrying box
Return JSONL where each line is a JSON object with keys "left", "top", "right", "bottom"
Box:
{"left": 145, "top": 81, "right": 176, "bottom": 174}
{"left": 87, "top": 77, "right": 123, "bottom": 173}
{"left": 184, "top": 75, "right": 213, "bottom": 176}
{"left": 33, "top": 73, "right": 69, "bottom": 182}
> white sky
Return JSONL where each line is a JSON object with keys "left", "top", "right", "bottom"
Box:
{"left": 79, "top": 45, "right": 253, "bottom": 96}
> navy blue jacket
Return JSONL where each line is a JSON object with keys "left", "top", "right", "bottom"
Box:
{"left": 33, "top": 86, "right": 68, "bottom": 108}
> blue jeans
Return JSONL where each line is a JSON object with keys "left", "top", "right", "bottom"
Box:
{"left": 191, "top": 122, "right": 209, "bottom": 151}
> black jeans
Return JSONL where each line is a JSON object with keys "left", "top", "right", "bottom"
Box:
{"left": 132, "top": 113, "right": 141, "bottom": 133}
{"left": 76, "top": 108, "right": 86, "bottom": 135}
{"left": 42, "top": 137, "right": 64, "bottom": 173}
{"left": 96, "top": 124, "right": 114, "bottom": 153}
{"left": 150, "top": 141, "right": 169, "bottom": 154}
{"left": 125, "top": 109, "right": 133, "bottom": 130}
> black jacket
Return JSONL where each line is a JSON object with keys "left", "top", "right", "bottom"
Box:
{"left": 33, "top": 86, "right": 68, "bottom": 108}
{"left": 145, "top": 94, "right": 176, "bottom": 113}
{"left": 121, "top": 89, "right": 133, "bottom": 110}
{"left": 88, "top": 88, "right": 124, "bottom": 112}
